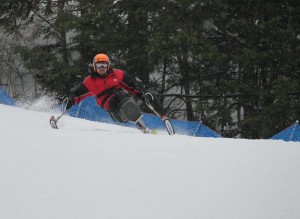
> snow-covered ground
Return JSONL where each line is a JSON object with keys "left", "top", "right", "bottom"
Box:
{"left": 1, "top": 103, "right": 300, "bottom": 219}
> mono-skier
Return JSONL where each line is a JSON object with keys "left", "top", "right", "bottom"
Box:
{"left": 64, "top": 53, "right": 150, "bottom": 133}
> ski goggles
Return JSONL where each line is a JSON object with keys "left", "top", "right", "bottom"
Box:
{"left": 95, "top": 62, "right": 109, "bottom": 68}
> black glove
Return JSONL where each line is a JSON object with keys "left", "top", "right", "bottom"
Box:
{"left": 65, "top": 98, "right": 75, "bottom": 110}
{"left": 136, "top": 90, "right": 145, "bottom": 100}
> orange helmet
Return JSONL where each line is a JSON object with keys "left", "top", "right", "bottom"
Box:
{"left": 93, "top": 53, "right": 110, "bottom": 71}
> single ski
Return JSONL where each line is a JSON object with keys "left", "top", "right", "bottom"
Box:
{"left": 144, "top": 92, "right": 175, "bottom": 135}
{"left": 49, "top": 99, "right": 69, "bottom": 129}
{"left": 50, "top": 116, "right": 59, "bottom": 129}
{"left": 160, "top": 115, "right": 175, "bottom": 135}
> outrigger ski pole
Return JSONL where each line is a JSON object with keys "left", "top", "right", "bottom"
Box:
{"left": 144, "top": 92, "right": 175, "bottom": 135}
{"left": 49, "top": 98, "right": 68, "bottom": 129}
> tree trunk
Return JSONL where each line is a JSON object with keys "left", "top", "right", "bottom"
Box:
{"left": 57, "top": 0, "right": 69, "bottom": 64}
{"left": 178, "top": 49, "right": 195, "bottom": 121}
{"left": 127, "top": 3, "right": 149, "bottom": 84}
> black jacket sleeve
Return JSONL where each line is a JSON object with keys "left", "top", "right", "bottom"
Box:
{"left": 72, "top": 83, "right": 89, "bottom": 98}
{"left": 66, "top": 83, "right": 89, "bottom": 109}
{"left": 122, "top": 72, "right": 146, "bottom": 95}
{"left": 121, "top": 72, "right": 146, "bottom": 100}
{"left": 122, "top": 73, "right": 140, "bottom": 90}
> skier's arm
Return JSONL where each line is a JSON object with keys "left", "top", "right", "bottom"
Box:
{"left": 121, "top": 73, "right": 138, "bottom": 89}
{"left": 66, "top": 83, "right": 91, "bottom": 110}
{"left": 120, "top": 73, "right": 145, "bottom": 99}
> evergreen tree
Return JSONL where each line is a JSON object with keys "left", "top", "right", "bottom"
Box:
{"left": 0, "top": 0, "right": 83, "bottom": 98}
{"left": 211, "top": 0, "right": 300, "bottom": 138}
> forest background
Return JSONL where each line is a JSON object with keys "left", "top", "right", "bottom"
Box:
{"left": 0, "top": 0, "right": 300, "bottom": 139}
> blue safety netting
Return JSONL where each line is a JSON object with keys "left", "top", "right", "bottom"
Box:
{"left": 2, "top": 87, "right": 299, "bottom": 140}
{"left": 270, "top": 122, "right": 300, "bottom": 142}
{"left": 0, "top": 87, "right": 16, "bottom": 106}
{"left": 67, "top": 96, "right": 222, "bottom": 138}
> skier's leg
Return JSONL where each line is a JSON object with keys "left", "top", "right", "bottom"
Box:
{"left": 119, "top": 99, "right": 150, "bottom": 133}
{"left": 135, "top": 117, "right": 150, "bottom": 134}
{"left": 109, "top": 90, "right": 150, "bottom": 133}
{"left": 108, "top": 91, "right": 130, "bottom": 123}
{"left": 109, "top": 90, "right": 142, "bottom": 123}
{"left": 108, "top": 111, "right": 128, "bottom": 123}
{"left": 118, "top": 98, "right": 142, "bottom": 123}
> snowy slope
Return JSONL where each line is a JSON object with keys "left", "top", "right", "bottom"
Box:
{"left": 1, "top": 103, "right": 300, "bottom": 219}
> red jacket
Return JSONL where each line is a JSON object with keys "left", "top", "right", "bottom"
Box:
{"left": 71, "top": 68, "right": 140, "bottom": 110}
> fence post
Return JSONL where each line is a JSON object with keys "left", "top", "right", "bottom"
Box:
{"left": 194, "top": 121, "right": 203, "bottom": 137}
{"left": 289, "top": 120, "right": 299, "bottom": 141}
{"left": 76, "top": 102, "right": 82, "bottom": 118}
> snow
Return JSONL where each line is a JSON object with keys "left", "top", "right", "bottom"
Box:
{"left": 1, "top": 103, "right": 300, "bottom": 219}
